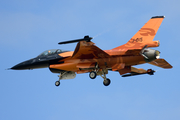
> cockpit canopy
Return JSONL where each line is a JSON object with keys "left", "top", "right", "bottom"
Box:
{"left": 38, "top": 49, "right": 67, "bottom": 57}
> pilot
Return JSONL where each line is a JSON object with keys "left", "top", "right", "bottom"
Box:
{"left": 48, "top": 50, "right": 51, "bottom": 55}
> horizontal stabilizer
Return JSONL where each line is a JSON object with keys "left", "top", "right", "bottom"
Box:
{"left": 148, "top": 58, "right": 172, "bottom": 69}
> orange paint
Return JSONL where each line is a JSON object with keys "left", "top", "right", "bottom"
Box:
{"left": 58, "top": 51, "right": 73, "bottom": 57}
{"left": 49, "top": 16, "right": 172, "bottom": 76}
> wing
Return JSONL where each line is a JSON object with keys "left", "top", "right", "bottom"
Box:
{"left": 112, "top": 16, "right": 165, "bottom": 51}
{"left": 148, "top": 58, "right": 173, "bottom": 69}
{"left": 71, "top": 41, "right": 110, "bottom": 59}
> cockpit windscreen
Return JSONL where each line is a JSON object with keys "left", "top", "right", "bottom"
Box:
{"left": 38, "top": 49, "right": 67, "bottom": 56}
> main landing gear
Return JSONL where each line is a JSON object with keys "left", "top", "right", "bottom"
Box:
{"left": 89, "top": 69, "right": 111, "bottom": 86}
{"left": 89, "top": 71, "right": 97, "bottom": 79}
{"left": 100, "top": 71, "right": 111, "bottom": 86}
{"left": 103, "top": 78, "right": 111, "bottom": 86}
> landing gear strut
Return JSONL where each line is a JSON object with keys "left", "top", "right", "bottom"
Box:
{"left": 88, "top": 64, "right": 111, "bottom": 86}
{"left": 99, "top": 69, "right": 111, "bottom": 86}
{"left": 55, "top": 71, "right": 67, "bottom": 87}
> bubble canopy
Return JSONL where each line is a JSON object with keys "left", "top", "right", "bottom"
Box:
{"left": 38, "top": 49, "right": 67, "bottom": 56}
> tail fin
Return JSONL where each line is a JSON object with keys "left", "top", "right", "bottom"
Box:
{"left": 113, "top": 16, "right": 165, "bottom": 50}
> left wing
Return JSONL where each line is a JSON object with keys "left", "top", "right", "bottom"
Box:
{"left": 71, "top": 41, "right": 110, "bottom": 59}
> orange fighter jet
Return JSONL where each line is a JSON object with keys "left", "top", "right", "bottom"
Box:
{"left": 11, "top": 16, "right": 172, "bottom": 86}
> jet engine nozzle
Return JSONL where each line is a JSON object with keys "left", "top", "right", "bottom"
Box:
{"left": 142, "top": 49, "right": 160, "bottom": 62}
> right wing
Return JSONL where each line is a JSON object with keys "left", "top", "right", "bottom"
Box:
{"left": 149, "top": 58, "right": 173, "bottom": 69}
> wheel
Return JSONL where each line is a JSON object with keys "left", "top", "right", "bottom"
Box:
{"left": 103, "top": 78, "right": 111, "bottom": 86}
{"left": 55, "top": 81, "right": 60, "bottom": 86}
{"left": 89, "top": 71, "right": 97, "bottom": 79}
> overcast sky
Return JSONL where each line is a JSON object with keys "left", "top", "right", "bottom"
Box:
{"left": 1, "top": 0, "right": 180, "bottom": 120}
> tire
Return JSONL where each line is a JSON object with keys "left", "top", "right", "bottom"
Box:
{"left": 103, "top": 78, "right": 111, "bottom": 86}
{"left": 55, "top": 81, "right": 60, "bottom": 86}
{"left": 89, "top": 71, "right": 97, "bottom": 79}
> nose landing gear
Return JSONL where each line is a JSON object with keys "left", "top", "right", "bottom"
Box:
{"left": 55, "top": 81, "right": 60, "bottom": 86}
{"left": 55, "top": 72, "right": 67, "bottom": 87}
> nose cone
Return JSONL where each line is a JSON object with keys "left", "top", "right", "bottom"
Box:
{"left": 11, "top": 63, "right": 26, "bottom": 70}
{"left": 11, "top": 59, "right": 35, "bottom": 70}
